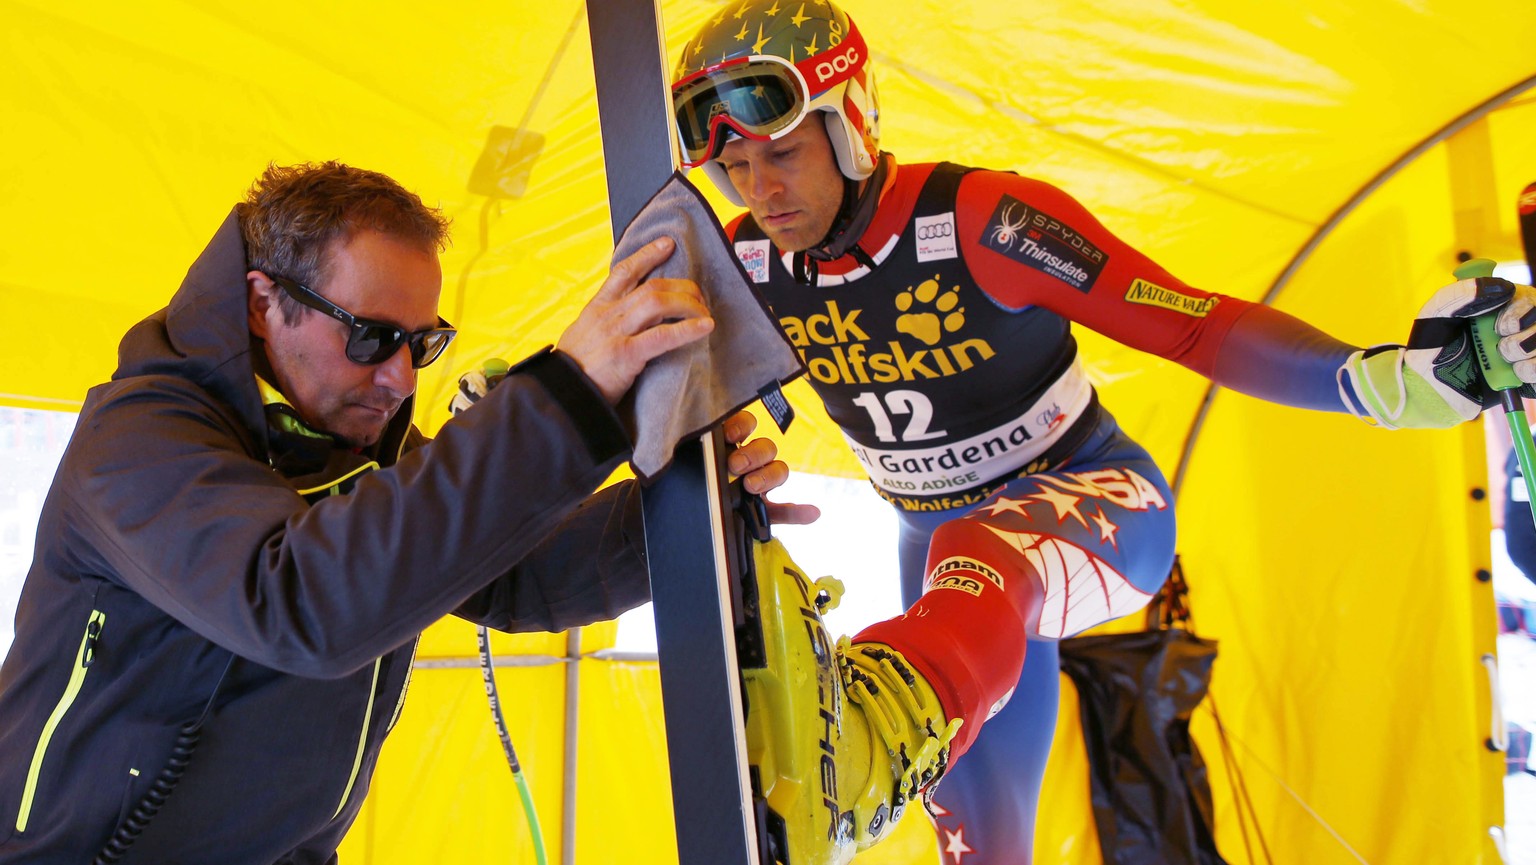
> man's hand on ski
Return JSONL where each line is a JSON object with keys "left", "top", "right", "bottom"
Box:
{"left": 1341, "top": 275, "right": 1536, "bottom": 428}
{"left": 723, "top": 410, "right": 821, "bottom": 526}
{"left": 450, "top": 363, "right": 816, "bottom": 522}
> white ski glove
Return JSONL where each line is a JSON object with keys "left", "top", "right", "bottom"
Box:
{"left": 1339, "top": 275, "right": 1536, "bottom": 429}
{"left": 448, "top": 358, "right": 511, "bottom": 416}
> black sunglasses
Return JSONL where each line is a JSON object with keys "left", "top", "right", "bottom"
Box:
{"left": 267, "top": 274, "right": 457, "bottom": 369}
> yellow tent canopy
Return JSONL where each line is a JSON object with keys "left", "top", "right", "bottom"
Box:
{"left": 5, "top": 0, "right": 1536, "bottom": 861}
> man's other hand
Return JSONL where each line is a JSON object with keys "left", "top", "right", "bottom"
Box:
{"left": 723, "top": 409, "right": 821, "bottom": 526}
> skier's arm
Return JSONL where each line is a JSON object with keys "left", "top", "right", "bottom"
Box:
{"left": 955, "top": 169, "right": 1280, "bottom": 378}
{"left": 1207, "top": 303, "right": 1357, "bottom": 411}
{"left": 954, "top": 170, "right": 1536, "bottom": 422}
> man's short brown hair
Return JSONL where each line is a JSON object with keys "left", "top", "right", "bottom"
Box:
{"left": 236, "top": 162, "right": 452, "bottom": 323}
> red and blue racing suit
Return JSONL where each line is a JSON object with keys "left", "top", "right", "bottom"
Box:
{"left": 728, "top": 156, "right": 1357, "bottom": 863}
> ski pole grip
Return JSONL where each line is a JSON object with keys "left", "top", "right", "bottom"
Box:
{"left": 483, "top": 357, "right": 511, "bottom": 388}
{"left": 1457, "top": 258, "right": 1522, "bottom": 391}
{"left": 1455, "top": 257, "right": 1536, "bottom": 531}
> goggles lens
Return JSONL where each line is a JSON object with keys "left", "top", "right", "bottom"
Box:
{"left": 674, "top": 59, "right": 806, "bottom": 166}
{"left": 269, "top": 274, "right": 457, "bottom": 369}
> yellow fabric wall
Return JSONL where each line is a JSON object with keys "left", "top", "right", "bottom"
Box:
{"left": 7, "top": 0, "right": 1536, "bottom": 862}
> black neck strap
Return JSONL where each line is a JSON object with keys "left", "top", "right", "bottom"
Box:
{"left": 792, "top": 153, "right": 889, "bottom": 285}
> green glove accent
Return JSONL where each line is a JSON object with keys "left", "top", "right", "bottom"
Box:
{"left": 1342, "top": 347, "right": 1468, "bottom": 429}
{"left": 1339, "top": 274, "right": 1522, "bottom": 429}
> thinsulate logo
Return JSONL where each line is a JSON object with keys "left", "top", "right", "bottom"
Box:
{"left": 981, "top": 196, "right": 1107, "bottom": 293}
{"left": 778, "top": 278, "right": 996, "bottom": 385}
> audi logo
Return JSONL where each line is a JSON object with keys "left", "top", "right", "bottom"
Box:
{"left": 917, "top": 223, "right": 954, "bottom": 240}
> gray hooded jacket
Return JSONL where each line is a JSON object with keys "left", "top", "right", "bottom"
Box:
{"left": 0, "top": 211, "right": 649, "bottom": 863}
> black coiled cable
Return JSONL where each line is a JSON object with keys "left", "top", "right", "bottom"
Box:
{"left": 93, "top": 655, "right": 233, "bottom": 865}
{"left": 92, "top": 718, "right": 204, "bottom": 864}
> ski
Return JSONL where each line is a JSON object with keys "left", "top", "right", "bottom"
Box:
{"left": 586, "top": 2, "right": 765, "bottom": 863}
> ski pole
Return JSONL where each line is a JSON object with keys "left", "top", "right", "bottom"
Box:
{"left": 1457, "top": 257, "right": 1536, "bottom": 529}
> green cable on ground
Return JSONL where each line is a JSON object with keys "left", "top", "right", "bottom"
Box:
{"left": 511, "top": 769, "right": 548, "bottom": 865}
{"left": 476, "top": 625, "right": 549, "bottom": 865}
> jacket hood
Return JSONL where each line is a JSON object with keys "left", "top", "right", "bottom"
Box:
{"left": 112, "top": 208, "right": 267, "bottom": 438}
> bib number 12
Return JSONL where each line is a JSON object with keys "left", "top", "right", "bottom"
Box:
{"left": 851, "top": 389, "right": 947, "bottom": 443}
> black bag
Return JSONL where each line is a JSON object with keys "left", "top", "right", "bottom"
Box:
{"left": 1058, "top": 558, "right": 1227, "bottom": 865}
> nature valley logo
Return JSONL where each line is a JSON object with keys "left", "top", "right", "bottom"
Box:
{"left": 778, "top": 283, "right": 996, "bottom": 386}
{"left": 1123, "top": 278, "right": 1218, "bottom": 317}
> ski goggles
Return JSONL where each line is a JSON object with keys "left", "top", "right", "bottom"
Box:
{"left": 673, "top": 55, "right": 810, "bottom": 168}
{"left": 672, "top": 23, "right": 868, "bottom": 168}
{"left": 269, "top": 274, "right": 457, "bottom": 368}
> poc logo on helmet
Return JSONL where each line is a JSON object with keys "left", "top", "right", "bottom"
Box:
{"left": 815, "top": 45, "right": 860, "bottom": 83}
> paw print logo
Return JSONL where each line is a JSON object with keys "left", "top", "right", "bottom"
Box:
{"left": 895, "top": 277, "right": 964, "bottom": 346}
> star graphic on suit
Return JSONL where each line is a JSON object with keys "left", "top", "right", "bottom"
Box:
{"left": 1028, "top": 484, "right": 1088, "bottom": 527}
{"left": 1090, "top": 505, "right": 1120, "bottom": 549}
{"left": 976, "top": 495, "right": 1030, "bottom": 518}
{"left": 944, "top": 826, "right": 974, "bottom": 863}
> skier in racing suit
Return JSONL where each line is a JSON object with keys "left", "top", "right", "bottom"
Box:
{"left": 671, "top": 2, "right": 1536, "bottom": 863}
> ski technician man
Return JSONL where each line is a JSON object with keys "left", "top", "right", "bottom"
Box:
{"left": 0, "top": 160, "right": 804, "bottom": 864}
{"left": 669, "top": 3, "right": 1536, "bottom": 862}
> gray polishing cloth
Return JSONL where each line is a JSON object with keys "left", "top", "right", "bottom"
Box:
{"left": 614, "top": 172, "right": 804, "bottom": 480}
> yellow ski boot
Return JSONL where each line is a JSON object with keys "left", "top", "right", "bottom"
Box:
{"left": 744, "top": 538, "right": 963, "bottom": 865}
